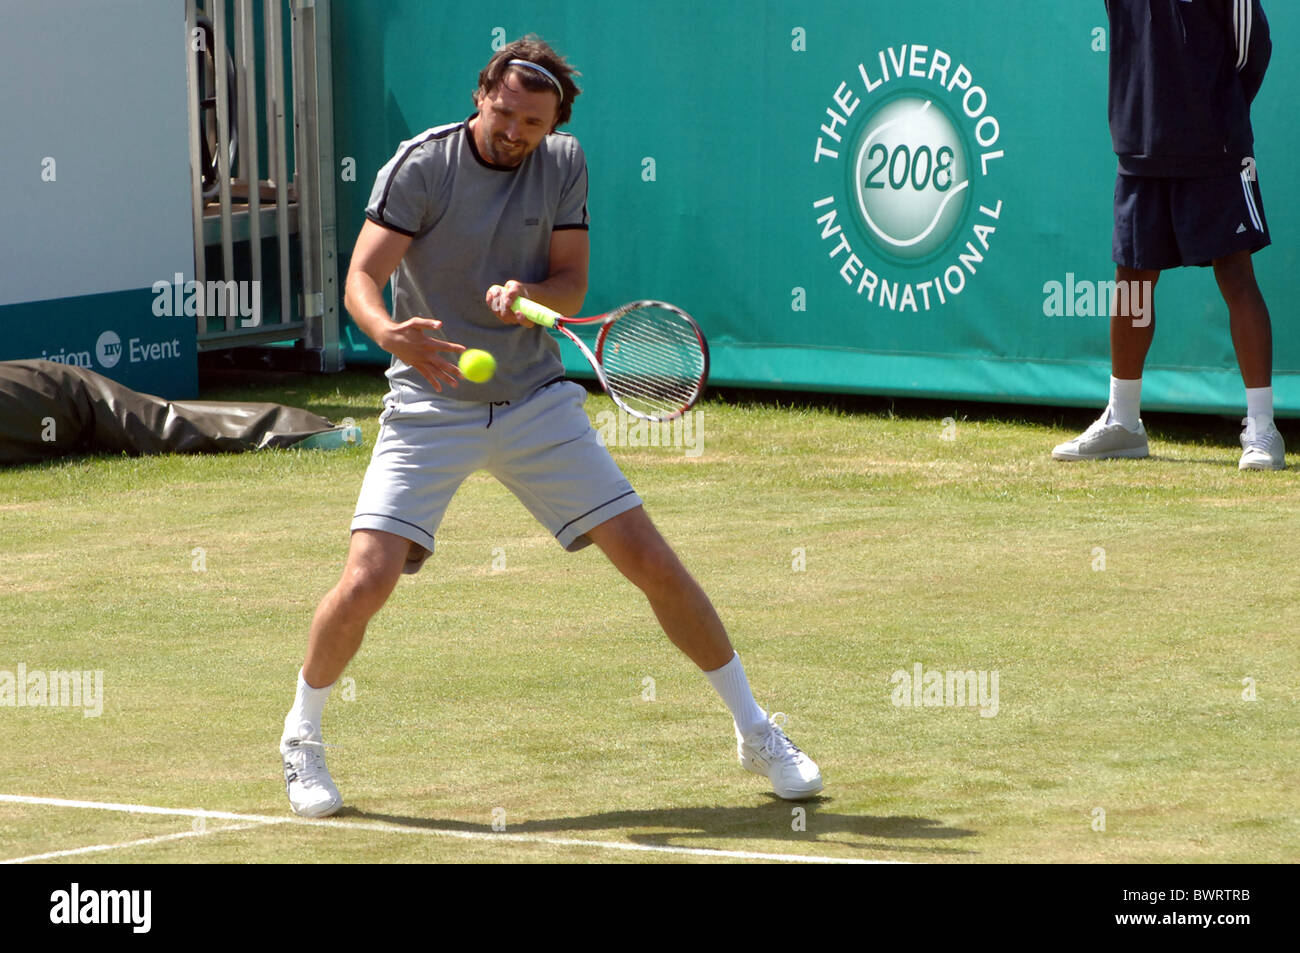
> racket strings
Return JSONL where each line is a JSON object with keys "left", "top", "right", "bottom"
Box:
{"left": 599, "top": 307, "right": 706, "bottom": 419}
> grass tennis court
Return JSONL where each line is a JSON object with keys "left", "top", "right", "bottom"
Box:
{"left": 2, "top": 369, "right": 1297, "bottom": 863}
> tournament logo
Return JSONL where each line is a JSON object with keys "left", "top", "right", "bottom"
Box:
{"left": 811, "top": 44, "right": 1006, "bottom": 312}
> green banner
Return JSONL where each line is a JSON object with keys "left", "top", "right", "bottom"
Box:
{"left": 331, "top": 1, "right": 1299, "bottom": 415}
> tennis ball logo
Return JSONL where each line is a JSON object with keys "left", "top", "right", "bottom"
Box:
{"left": 852, "top": 96, "right": 970, "bottom": 262}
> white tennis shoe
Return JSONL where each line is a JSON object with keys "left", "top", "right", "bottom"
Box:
{"left": 1239, "top": 416, "right": 1286, "bottom": 470}
{"left": 1052, "top": 412, "right": 1149, "bottom": 461}
{"left": 280, "top": 722, "right": 342, "bottom": 818}
{"left": 737, "top": 715, "right": 823, "bottom": 800}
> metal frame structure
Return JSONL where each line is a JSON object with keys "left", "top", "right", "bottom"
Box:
{"left": 185, "top": 0, "right": 340, "bottom": 370}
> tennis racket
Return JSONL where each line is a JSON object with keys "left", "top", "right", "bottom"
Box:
{"left": 493, "top": 288, "right": 709, "bottom": 422}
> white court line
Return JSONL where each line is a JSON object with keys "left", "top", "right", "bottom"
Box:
{"left": 2, "top": 820, "right": 276, "bottom": 865}
{"left": 0, "top": 793, "right": 903, "bottom": 865}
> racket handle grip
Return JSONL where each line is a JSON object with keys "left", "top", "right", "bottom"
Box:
{"left": 510, "top": 296, "right": 561, "bottom": 328}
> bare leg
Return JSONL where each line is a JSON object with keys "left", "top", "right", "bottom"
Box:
{"left": 302, "top": 529, "right": 411, "bottom": 687}
{"left": 1214, "top": 249, "right": 1272, "bottom": 389}
{"left": 1110, "top": 266, "right": 1161, "bottom": 380}
{"left": 585, "top": 506, "right": 735, "bottom": 671}
{"left": 281, "top": 530, "right": 410, "bottom": 817}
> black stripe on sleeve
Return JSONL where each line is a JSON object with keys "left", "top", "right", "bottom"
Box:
{"left": 365, "top": 211, "right": 417, "bottom": 237}
{"left": 373, "top": 123, "right": 461, "bottom": 231}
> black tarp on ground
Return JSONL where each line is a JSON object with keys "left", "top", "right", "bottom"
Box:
{"left": 0, "top": 360, "right": 341, "bottom": 464}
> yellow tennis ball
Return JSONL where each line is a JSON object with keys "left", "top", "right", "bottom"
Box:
{"left": 458, "top": 348, "right": 496, "bottom": 383}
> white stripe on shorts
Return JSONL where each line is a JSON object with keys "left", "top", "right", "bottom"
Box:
{"left": 1240, "top": 170, "right": 1263, "bottom": 232}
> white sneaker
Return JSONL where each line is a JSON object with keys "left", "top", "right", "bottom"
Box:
{"left": 1239, "top": 416, "right": 1285, "bottom": 470}
{"left": 736, "top": 715, "right": 823, "bottom": 800}
{"left": 280, "top": 722, "right": 342, "bottom": 818}
{"left": 1052, "top": 411, "right": 1149, "bottom": 461}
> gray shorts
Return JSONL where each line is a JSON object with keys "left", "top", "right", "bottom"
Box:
{"left": 351, "top": 379, "right": 642, "bottom": 573}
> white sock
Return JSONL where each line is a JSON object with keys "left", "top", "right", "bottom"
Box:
{"left": 703, "top": 652, "right": 768, "bottom": 737}
{"left": 1108, "top": 376, "right": 1142, "bottom": 430}
{"left": 1245, "top": 386, "right": 1273, "bottom": 427}
{"left": 283, "top": 668, "right": 333, "bottom": 740}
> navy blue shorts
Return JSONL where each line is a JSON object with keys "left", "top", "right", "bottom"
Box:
{"left": 1113, "top": 169, "right": 1270, "bottom": 270}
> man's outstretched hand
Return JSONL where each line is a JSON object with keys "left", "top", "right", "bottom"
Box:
{"left": 378, "top": 316, "right": 465, "bottom": 392}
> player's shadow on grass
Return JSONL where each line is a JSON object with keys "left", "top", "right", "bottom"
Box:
{"left": 1141, "top": 453, "right": 1241, "bottom": 466}
{"left": 1064, "top": 451, "right": 1235, "bottom": 466}
{"left": 343, "top": 800, "right": 978, "bottom": 858}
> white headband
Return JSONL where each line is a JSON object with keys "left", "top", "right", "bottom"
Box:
{"left": 507, "top": 59, "right": 565, "bottom": 101}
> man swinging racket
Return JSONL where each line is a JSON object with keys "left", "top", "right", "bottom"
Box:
{"left": 278, "top": 36, "right": 822, "bottom": 816}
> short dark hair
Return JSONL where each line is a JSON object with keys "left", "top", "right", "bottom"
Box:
{"left": 473, "top": 35, "right": 581, "bottom": 129}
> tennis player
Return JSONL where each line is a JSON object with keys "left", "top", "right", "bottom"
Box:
{"left": 1054, "top": 0, "right": 1283, "bottom": 469}
{"left": 279, "top": 36, "right": 822, "bottom": 816}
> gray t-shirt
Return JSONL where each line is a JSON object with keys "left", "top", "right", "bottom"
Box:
{"left": 364, "top": 116, "right": 590, "bottom": 403}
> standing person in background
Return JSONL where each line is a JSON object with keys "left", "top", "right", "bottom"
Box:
{"left": 1054, "top": 0, "right": 1283, "bottom": 469}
